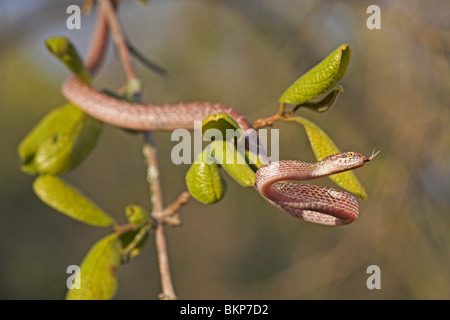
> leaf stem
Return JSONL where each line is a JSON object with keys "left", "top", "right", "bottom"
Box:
{"left": 254, "top": 102, "right": 297, "bottom": 129}
{"left": 278, "top": 102, "right": 286, "bottom": 115}
{"left": 253, "top": 113, "right": 284, "bottom": 129}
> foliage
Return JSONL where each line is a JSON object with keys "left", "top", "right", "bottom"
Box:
{"left": 18, "top": 35, "right": 365, "bottom": 299}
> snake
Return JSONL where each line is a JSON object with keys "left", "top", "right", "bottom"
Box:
{"left": 60, "top": 2, "right": 375, "bottom": 226}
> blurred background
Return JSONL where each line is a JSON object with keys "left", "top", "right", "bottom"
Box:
{"left": 1, "top": 0, "right": 449, "bottom": 299}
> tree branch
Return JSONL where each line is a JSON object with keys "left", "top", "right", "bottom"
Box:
{"left": 143, "top": 138, "right": 177, "bottom": 300}
{"left": 99, "top": 0, "right": 177, "bottom": 300}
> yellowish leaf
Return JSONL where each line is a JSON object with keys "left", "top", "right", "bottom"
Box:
{"left": 289, "top": 116, "right": 367, "bottom": 199}
{"left": 66, "top": 233, "right": 121, "bottom": 300}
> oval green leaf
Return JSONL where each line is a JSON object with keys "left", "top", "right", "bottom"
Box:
{"left": 279, "top": 44, "right": 351, "bottom": 104}
{"left": 202, "top": 113, "right": 242, "bottom": 137}
{"left": 33, "top": 175, "right": 115, "bottom": 226}
{"left": 125, "top": 205, "right": 150, "bottom": 225}
{"left": 18, "top": 103, "right": 102, "bottom": 175}
{"left": 66, "top": 233, "right": 121, "bottom": 300}
{"left": 18, "top": 104, "right": 81, "bottom": 174}
{"left": 186, "top": 151, "right": 226, "bottom": 204}
{"left": 245, "top": 148, "right": 266, "bottom": 172}
{"left": 119, "top": 226, "right": 150, "bottom": 262}
{"left": 294, "top": 86, "right": 343, "bottom": 113}
{"left": 45, "top": 37, "right": 90, "bottom": 83}
{"left": 288, "top": 116, "right": 367, "bottom": 200}
{"left": 210, "top": 141, "right": 256, "bottom": 187}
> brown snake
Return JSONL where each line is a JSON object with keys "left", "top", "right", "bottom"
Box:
{"left": 60, "top": 2, "right": 375, "bottom": 226}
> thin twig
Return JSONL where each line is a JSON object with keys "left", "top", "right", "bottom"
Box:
{"left": 121, "top": 221, "right": 153, "bottom": 263}
{"left": 253, "top": 113, "right": 284, "bottom": 129}
{"left": 253, "top": 102, "right": 297, "bottom": 129}
{"left": 99, "top": 0, "right": 177, "bottom": 300}
{"left": 143, "top": 138, "right": 177, "bottom": 300}
{"left": 99, "top": 0, "right": 136, "bottom": 80}
{"left": 159, "top": 191, "right": 191, "bottom": 226}
{"left": 100, "top": 0, "right": 142, "bottom": 100}
{"left": 114, "top": 223, "right": 139, "bottom": 235}
{"left": 126, "top": 39, "right": 168, "bottom": 76}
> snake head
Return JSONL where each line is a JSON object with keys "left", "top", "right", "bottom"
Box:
{"left": 320, "top": 151, "right": 375, "bottom": 175}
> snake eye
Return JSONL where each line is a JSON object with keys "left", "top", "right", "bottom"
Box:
{"left": 347, "top": 152, "right": 355, "bottom": 159}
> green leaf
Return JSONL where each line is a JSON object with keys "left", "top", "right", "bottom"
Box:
{"left": 45, "top": 37, "right": 90, "bottom": 83}
{"left": 18, "top": 103, "right": 102, "bottom": 175}
{"left": 66, "top": 233, "right": 121, "bottom": 300}
{"left": 119, "top": 226, "right": 150, "bottom": 262}
{"left": 125, "top": 205, "right": 150, "bottom": 225}
{"left": 202, "top": 113, "right": 242, "bottom": 137}
{"left": 294, "top": 86, "right": 343, "bottom": 113}
{"left": 288, "top": 116, "right": 367, "bottom": 200}
{"left": 279, "top": 44, "right": 351, "bottom": 104}
{"left": 186, "top": 150, "right": 226, "bottom": 204}
{"left": 33, "top": 175, "right": 115, "bottom": 226}
{"left": 19, "top": 104, "right": 79, "bottom": 174}
{"left": 201, "top": 113, "right": 264, "bottom": 174}
{"left": 245, "top": 148, "right": 266, "bottom": 172}
{"left": 210, "top": 141, "right": 256, "bottom": 187}
{"left": 19, "top": 38, "right": 101, "bottom": 175}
